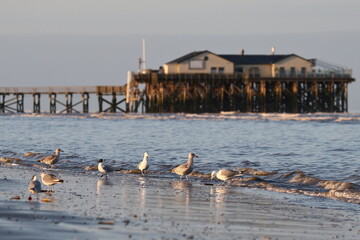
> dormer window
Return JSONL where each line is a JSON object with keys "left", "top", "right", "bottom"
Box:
{"left": 189, "top": 60, "right": 205, "bottom": 69}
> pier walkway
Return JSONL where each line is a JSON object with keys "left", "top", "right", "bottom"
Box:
{"left": 0, "top": 85, "right": 130, "bottom": 113}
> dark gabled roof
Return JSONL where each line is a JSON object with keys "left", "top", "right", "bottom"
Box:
{"left": 166, "top": 51, "right": 311, "bottom": 65}
{"left": 218, "top": 54, "right": 295, "bottom": 65}
{"left": 166, "top": 50, "right": 213, "bottom": 64}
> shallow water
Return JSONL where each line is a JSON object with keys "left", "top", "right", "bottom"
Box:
{"left": 0, "top": 112, "right": 360, "bottom": 206}
{"left": 1, "top": 166, "right": 358, "bottom": 240}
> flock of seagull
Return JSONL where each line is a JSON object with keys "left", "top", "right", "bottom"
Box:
{"left": 28, "top": 148, "right": 243, "bottom": 200}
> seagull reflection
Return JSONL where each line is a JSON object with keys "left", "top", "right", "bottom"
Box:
{"left": 209, "top": 186, "right": 230, "bottom": 225}
{"left": 172, "top": 181, "right": 192, "bottom": 190}
{"left": 172, "top": 181, "right": 192, "bottom": 217}
{"left": 137, "top": 178, "right": 147, "bottom": 208}
{"left": 210, "top": 186, "right": 229, "bottom": 203}
{"left": 96, "top": 178, "right": 113, "bottom": 195}
{"left": 136, "top": 176, "right": 146, "bottom": 187}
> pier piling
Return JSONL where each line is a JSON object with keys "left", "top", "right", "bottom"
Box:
{"left": 134, "top": 73, "right": 354, "bottom": 113}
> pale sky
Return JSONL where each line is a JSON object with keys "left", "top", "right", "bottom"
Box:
{"left": 1, "top": 0, "right": 360, "bottom": 35}
{"left": 1, "top": 0, "right": 360, "bottom": 111}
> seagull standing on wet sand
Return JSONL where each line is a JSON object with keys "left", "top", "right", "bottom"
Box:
{"left": 40, "top": 172, "right": 64, "bottom": 193}
{"left": 28, "top": 175, "right": 42, "bottom": 199}
{"left": 137, "top": 152, "right": 149, "bottom": 175}
{"left": 98, "top": 159, "right": 114, "bottom": 179}
{"left": 38, "top": 148, "right": 64, "bottom": 166}
{"left": 171, "top": 152, "right": 198, "bottom": 180}
{"left": 211, "top": 169, "right": 243, "bottom": 185}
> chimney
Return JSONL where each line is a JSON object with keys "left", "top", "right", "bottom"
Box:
{"left": 241, "top": 49, "right": 245, "bottom": 55}
{"left": 271, "top": 46, "right": 275, "bottom": 55}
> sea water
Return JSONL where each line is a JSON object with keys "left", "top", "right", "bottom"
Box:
{"left": 0, "top": 112, "right": 359, "bottom": 208}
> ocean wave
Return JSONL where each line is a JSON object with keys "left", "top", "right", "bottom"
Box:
{"left": 1, "top": 150, "right": 359, "bottom": 205}
{"left": 2, "top": 112, "right": 360, "bottom": 123}
{"left": 232, "top": 170, "right": 360, "bottom": 204}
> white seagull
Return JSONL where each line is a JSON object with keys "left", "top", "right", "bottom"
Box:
{"left": 98, "top": 159, "right": 114, "bottom": 179}
{"left": 171, "top": 152, "right": 198, "bottom": 180}
{"left": 28, "top": 175, "right": 42, "bottom": 199}
{"left": 40, "top": 172, "right": 64, "bottom": 192}
{"left": 211, "top": 169, "right": 243, "bottom": 185}
{"left": 137, "top": 152, "right": 150, "bottom": 175}
{"left": 38, "top": 148, "right": 64, "bottom": 166}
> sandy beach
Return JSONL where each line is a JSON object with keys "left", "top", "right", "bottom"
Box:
{"left": 0, "top": 164, "right": 358, "bottom": 240}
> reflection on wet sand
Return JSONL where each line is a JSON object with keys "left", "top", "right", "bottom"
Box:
{"left": 136, "top": 176, "right": 146, "bottom": 187}
{"left": 210, "top": 186, "right": 229, "bottom": 203}
{"left": 137, "top": 176, "right": 147, "bottom": 208}
{"left": 209, "top": 186, "right": 232, "bottom": 225}
{"left": 171, "top": 181, "right": 192, "bottom": 217}
{"left": 96, "top": 178, "right": 113, "bottom": 195}
{"left": 171, "top": 180, "right": 192, "bottom": 190}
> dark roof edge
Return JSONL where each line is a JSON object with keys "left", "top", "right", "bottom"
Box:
{"left": 166, "top": 50, "right": 215, "bottom": 64}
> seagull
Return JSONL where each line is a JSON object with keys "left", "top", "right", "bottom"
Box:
{"left": 98, "top": 159, "right": 114, "bottom": 179}
{"left": 137, "top": 152, "right": 149, "bottom": 175}
{"left": 171, "top": 152, "right": 198, "bottom": 180}
{"left": 38, "top": 148, "right": 64, "bottom": 166}
{"left": 211, "top": 169, "right": 243, "bottom": 185}
{"left": 40, "top": 172, "right": 64, "bottom": 192}
{"left": 28, "top": 175, "right": 42, "bottom": 199}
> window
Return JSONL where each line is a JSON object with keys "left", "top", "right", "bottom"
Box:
{"left": 300, "top": 67, "right": 306, "bottom": 77}
{"left": 211, "top": 67, "right": 217, "bottom": 73}
{"left": 189, "top": 60, "right": 205, "bottom": 69}
{"left": 235, "top": 66, "right": 243, "bottom": 73}
{"left": 249, "top": 67, "right": 260, "bottom": 78}
{"left": 279, "top": 67, "right": 286, "bottom": 77}
{"left": 290, "top": 67, "right": 296, "bottom": 77}
{"left": 218, "top": 67, "right": 224, "bottom": 73}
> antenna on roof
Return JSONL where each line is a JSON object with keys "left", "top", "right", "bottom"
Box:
{"left": 271, "top": 46, "right": 275, "bottom": 55}
{"left": 138, "top": 38, "right": 146, "bottom": 72}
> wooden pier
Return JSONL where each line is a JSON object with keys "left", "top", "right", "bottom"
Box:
{"left": 0, "top": 86, "right": 128, "bottom": 114}
{"left": 134, "top": 73, "right": 355, "bottom": 113}
{"left": 0, "top": 72, "right": 355, "bottom": 114}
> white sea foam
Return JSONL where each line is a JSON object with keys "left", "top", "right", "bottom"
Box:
{"left": 7, "top": 112, "right": 360, "bottom": 123}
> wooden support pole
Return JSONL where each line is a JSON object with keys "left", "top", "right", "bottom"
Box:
{"left": 65, "top": 93, "right": 73, "bottom": 113}
{"left": 343, "top": 83, "right": 348, "bottom": 112}
{"left": 82, "top": 92, "right": 89, "bottom": 113}
{"left": 33, "top": 93, "right": 41, "bottom": 113}
{"left": 291, "top": 82, "right": 298, "bottom": 113}
{"left": 182, "top": 81, "right": 187, "bottom": 112}
{"left": 0, "top": 93, "right": 5, "bottom": 113}
{"left": 245, "top": 80, "right": 252, "bottom": 112}
{"left": 111, "top": 93, "right": 117, "bottom": 113}
{"left": 274, "top": 81, "right": 282, "bottom": 112}
{"left": 16, "top": 93, "right": 24, "bottom": 113}
{"left": 312, "top": 82, "right": 318, "bottom": 112}
{"left": 49, "top": 93, "right": 57, "bottom": 114}
{"left": 160, "top": 82, "right": 164, "bottom": 113}
{"left": 98, "top": 93, "right": 103, "bottom": 113}
{"left": 328, "top": 81, "right": 334, "bottom": 112}
{"left": 220, "top": 83, "right": 225, "bottom": 112}
{"left": 259, "top": 81, "right": 266, "bottom": 112}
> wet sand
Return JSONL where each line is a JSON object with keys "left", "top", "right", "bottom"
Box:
{"left": 0, "top": 165, "right": 359, "bottom": 240}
